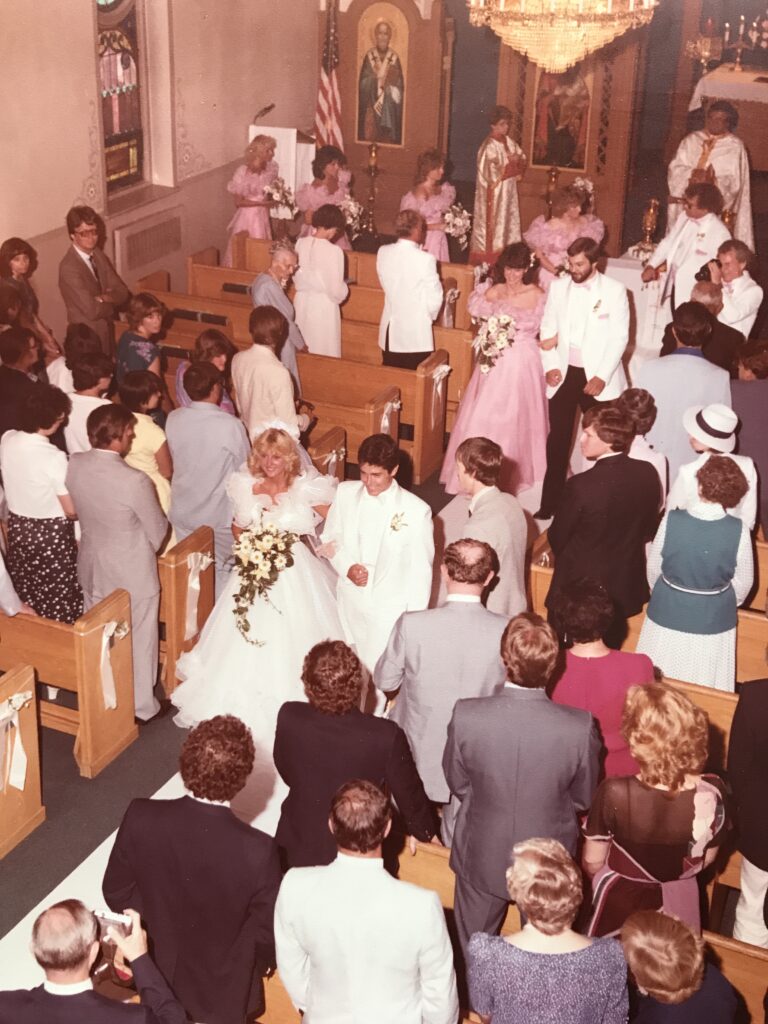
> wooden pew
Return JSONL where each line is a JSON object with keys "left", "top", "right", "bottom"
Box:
{"left": 307, "top": 425, "right": 347, "bottom": 482}
{"left": 135, "top": 277, "right": 252, "bottom": 344}
{"left": 0, "top": 665, "right": 45, "bottom": 857}
{"left": 747, "top": 538, "right": 767, "bottom": 611}
{"left": 0, "top": 591, "right": 137, "bottom": 778}
{"left": 529, "top": 533, "right": 768, "bottom": 684}
{"left": 664, "top": 677, "right": 737, "bottom": 770}
{"left": 185, "top": 257, "right": 475, "bottom": 428}
{"left": 703, "top": 931, "right": 768, "bottom": 1024}
{"left": 157, "top": 527, "right": 215, "bottom": 696}
{"left": 297, "top": 349, "right": 449, "bottom": 484}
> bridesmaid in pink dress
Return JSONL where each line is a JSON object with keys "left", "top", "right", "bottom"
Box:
{"left": 399, "top": 149, "right": 456, "bottom": 263}
{"left": 224, "top": 135, "right": 278, "bottom": 266}
{"left": 524, "top": 184, "right": 604, "bottom": 291}
{"left": 440, "top": 242, "right": 549, "bottom": 496}
{"left": 296, "top": 145, "right": 352, "bottom": 252}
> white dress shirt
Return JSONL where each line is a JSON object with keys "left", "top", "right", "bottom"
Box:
{"left": 43, "top": 978, "right": 93, "bottom": 995}
{"left": 64, "top": 394, "right": 110, "bottom": 455}
{"left": 0, "top": 431, "right": 69, "bottom": 518}
{"left": 719, "top": 271, "right": 763, "bottom": 338}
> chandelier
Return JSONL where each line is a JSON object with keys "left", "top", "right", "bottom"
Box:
{"left": 466, "top": 0, "right": 659, "bottom": 73}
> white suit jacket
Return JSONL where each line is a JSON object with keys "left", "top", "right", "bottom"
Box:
{"left": 376, "top": 240, "right": 443, "bottom": 353}
{"left": 539, "top": 272, "right": 629, "bottom": 400}
{"left": 719, "top": 271, "right": 763, "bottom": 338}
{"left": 648, "top": 212, "right": 731, "bottom": 308}
{"left": 275, "top": 855, "right": 459, "bottom": 1024}
{"left": 324, "top": 479, "right": 434, "bottom": 671}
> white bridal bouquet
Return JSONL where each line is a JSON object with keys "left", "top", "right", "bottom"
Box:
{"left": 232, "top": 522, "right": 298, "bottom": 645}
{"left": 443, "top": 202, "right": 472, "bottom": 250}
{"left": 473, "top": 314, "right": 516, "bottom": 374}
{"left": 263, "top": 177, "right": 299, "bottom": 217}
{"left": 340, "top": 195, "right": 364, "bottom": 240}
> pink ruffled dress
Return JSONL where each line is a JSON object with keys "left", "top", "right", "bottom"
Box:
{"left": 523, "top": 213, "right": 604, "bottom": 291}
{"left": 440, "top": 281, "right": 549, "bottom": 496}
{"left": 224, "top": 160, "right": 278, "bottom": 265}
{"left": 296, "top": 168, "right": 352, "bottom": 251}
{"left": 399, "top": 183, "right": 456, "bottom": 262}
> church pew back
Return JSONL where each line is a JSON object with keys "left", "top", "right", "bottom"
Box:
{"left": 307, "top": 425, "right": 347, "bottom": 482}
{"left": 157, "top": 527, "right": 215, "bottom": 696}
{"left": 304, "top": 380, "right": 401, "bottom": 465}
{"left": 0, "top": 665, "right": 45, "bottom": 858}
{"left": 529, "top": 534, "right": 768, "bottom": 684}
{"left": 184, "top": 258, "right": 474, "bottom": 429}
{"left": 749, "top": 538, "right": 767, "bottom": 610}
{"left": 297, "top": 349, "right": 449, "bottom": 483}
{"left": 702, "top": 931, "right": 768, "bottom": 1024}
{"left": 0, "top": 591, "right": 138, "bottom": 778}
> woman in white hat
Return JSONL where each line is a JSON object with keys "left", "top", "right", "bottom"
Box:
{"left": 636, "top": 455, "right": 754, "bottom": 692}
{"left": 666, "top": 403, "right": 758, "bottom": 530}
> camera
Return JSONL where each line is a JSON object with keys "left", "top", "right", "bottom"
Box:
{"left": 695, "top": 258, "right": 721, "bottom": 283}
{"left": 94, "top": 908, "right": 132, "bottom": 939}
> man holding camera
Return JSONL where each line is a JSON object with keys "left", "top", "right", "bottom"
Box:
{"left": 707, "top": 239, "right": 763, "bottom": 339}
{"left": 0, "top": 902, "right": 186, "bottom": 1023}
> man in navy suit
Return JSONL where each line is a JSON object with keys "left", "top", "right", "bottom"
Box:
{"left": 0, "top": 902, "right": 185, "bottom": 1023}
{"left": 104, "top": 716, "right": 281, "bottom": 1024}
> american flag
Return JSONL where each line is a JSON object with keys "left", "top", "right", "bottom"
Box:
{"left": 314, "top": 0, "right": 344, "bottom": 150}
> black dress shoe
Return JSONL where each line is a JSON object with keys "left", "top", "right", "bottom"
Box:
{"left": 135, "top": 699, "right": 173, "bottom": 726}
{"left": 533, "top": 508, "right": 554, "bottom": 520}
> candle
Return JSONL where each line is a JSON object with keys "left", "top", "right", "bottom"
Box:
{"left": 724, "top": 21, "right": 730, "bottom": 43}
{"left": 629, "top": 0, "right": 635, "bottom": 11}
{"left": 739, "top": 14, "right": 745, "bottom": 38}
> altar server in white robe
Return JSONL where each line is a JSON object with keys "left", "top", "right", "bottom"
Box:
{"left": 667, "top": 100, "right": 753, "bottom": 249}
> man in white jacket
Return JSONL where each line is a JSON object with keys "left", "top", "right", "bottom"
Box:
{"left": 275, "top": 779, "right": 458, "bottom": 1024}
{"left": 535, "top": 236, "right": 629, "bottom": 518}
{"left": 708, "top": 239, "right": 763, "bottom": 339}
{"left": 376, "top": 210, "right": 444, "bottom": 369}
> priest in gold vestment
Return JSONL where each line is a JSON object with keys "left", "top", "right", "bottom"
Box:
{"left": 470, "top": 105, "right": 527, "bottom": 265}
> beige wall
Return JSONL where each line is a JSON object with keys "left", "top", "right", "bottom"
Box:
{"left": 1, "top": 0, "right": 318, "bottom": 338}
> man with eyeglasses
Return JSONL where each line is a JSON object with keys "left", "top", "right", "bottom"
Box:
{"left": 59, "top": 205, "right": 130, "bottom": 354}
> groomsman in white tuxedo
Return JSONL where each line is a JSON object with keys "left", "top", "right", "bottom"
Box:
{"left": 323, "top": 434, "right": 434, "bottom": 691}
{"left": 536, "top": 236, "right": 629, "bottom": 518}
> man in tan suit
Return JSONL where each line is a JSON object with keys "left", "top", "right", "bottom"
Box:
{"left": 231, "top": 305, "right": 308, "bottom": 441}
{"left": 66, "top": 404, "right": 168, "bottom": 721}
{"left": 58, "top": 206, "right": 130, "bottom": 355}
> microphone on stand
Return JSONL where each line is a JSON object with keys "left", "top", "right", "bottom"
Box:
{"left": 253, "top": 103, "right": 275, "bottom": 123}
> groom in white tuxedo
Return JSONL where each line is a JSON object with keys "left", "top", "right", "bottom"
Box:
{"left": 324, "top": 434, "right": 434, "bottom": 691}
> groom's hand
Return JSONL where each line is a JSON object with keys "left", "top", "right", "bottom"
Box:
{"left": 347, "top": 564, "right": 369, "bottom": 587}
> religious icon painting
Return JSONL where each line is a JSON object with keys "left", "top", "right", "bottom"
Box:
{"left": 356, "top": 2, "right": 408, "bottom": 148}
{"left": 530, "top": 65, "right": 594, "bottom": 171}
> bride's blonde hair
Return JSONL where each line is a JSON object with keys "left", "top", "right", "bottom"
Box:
{"left": 247, "top": 428, "right": 301, "bottom": 484}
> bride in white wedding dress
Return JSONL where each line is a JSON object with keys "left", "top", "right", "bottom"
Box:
{"left": 171, "top": 426, "right": 344, "bottom": 835}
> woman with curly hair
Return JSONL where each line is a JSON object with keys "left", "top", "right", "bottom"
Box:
{"left": 440, "top": 242, "right": 547, "bottom": 495}
{"left": 171, "top": 427, "right": 344, "bottom": 835}
{"left": 0, "top": 236, "right": 61, "bottom": 360}
{"left": 469, "top": 837, "right": 628, "bottom": 1024}
{"left": 523, "top": 183, "right": 604, "bottom": 291}
{"left": 636, "top": 455, "right": 753, "bottom": 692}
{"left": 582, "top": 682, "right": 730, "bottom": 937}
{"left": 296, "top": 145, "right": 352, "bottom": 251}
{"left": 223, "top": 134, "right": 279, "bottom": 265}
{"left": 399, "top": 149, "right": 456, "bottom": 262}
{"left": 273, "top": 639, "right": 436, "bottom": 868}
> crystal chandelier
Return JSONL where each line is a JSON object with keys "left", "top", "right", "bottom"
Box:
{"left": 466, "top": 0, "right": 659, "bottom": 73}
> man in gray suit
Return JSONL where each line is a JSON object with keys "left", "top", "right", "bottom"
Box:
{"left": 453, "top": 436, "right": 527, "bottom": 617}
{"left": 374, "top": 539, "right": 506, "bottom": 841}
{"left": 443, "top": 613, "right": 600, "bottom": 958}
{"left": 66, "top": 405, "right": 168, "bottom": 721}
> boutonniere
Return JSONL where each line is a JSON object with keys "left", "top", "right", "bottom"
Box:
{"left": 592, "top": 299, "right": 602, "bottom": 314}
{"left": 696, "top": 231, "right": 706, "bottom": 241}
{"left": 390, "top": 513, "right": 408, "bottom": 532}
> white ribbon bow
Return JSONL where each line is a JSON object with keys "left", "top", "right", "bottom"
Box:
{"left": 321, "top": 446, "right": 347, "bottom": 478}
{"left": 100, "top": 621, "right": 121, "bottom": 710}
{"left": 380, "top": 398, "right": 402, "bottom": 435}
{"left": 185, "top": 551, "right": 214, "bottom": 641}
{"left": 430, "top": 364, "right": 452, "bottom": 429}
{"left": 0, "top": 690, "right": 32, "bottom": 792}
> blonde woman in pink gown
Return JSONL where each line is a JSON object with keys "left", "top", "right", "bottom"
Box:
{"left": 296, "top": 144, "right": 352, "bottom": 252}
{"left": 524, "top": 184, "right": 604, "bottom": 291}
{"left": 224, "top": 135, "right": 278, "bottom": 265}
{"left": 440, "top": 243, "right": 548, "bottom": 496}
{"left": 400, "top": 149, "right": 456, "bottom": 262}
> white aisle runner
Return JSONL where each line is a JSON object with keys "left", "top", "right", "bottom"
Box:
{"left": 0, "top": 772, "right": 188, "bottom": 991}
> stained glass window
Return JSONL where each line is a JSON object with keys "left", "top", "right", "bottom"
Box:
{"left": 98, "top": 0, "right": 144, "bottom": 193}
